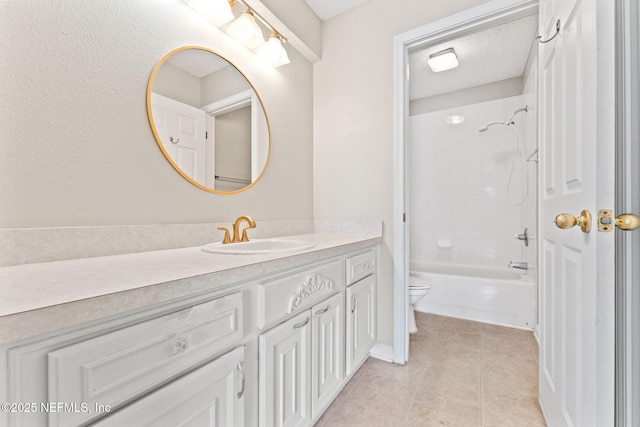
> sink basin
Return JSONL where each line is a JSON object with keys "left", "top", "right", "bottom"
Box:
{"left": 201, "top": 238, "right": 315, "bottom": 255}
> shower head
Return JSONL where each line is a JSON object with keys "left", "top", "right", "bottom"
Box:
{"left": 478, "top": 121, "right": 506, "bottom": 133}
{"left": 507, "top": 106, "right": 528, "bottom": 122}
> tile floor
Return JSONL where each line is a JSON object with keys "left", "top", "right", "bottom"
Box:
{"left": 315, "top": 313, "right": 546, "bottom": 426}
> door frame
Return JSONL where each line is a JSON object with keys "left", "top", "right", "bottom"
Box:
{"left": 392, "top": 0, "right": 539, "bottom": 364}
{"left": 615, "top": 0, "right": 640, "bottom": 425}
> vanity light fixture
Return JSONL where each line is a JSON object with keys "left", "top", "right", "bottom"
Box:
{"left": 427, "top": 48, "right": 459, "bottom": 72}
{"left": 183, "top": 0, "right": 290, "bottom": 67}
{"left": 227, "top": 9, "right": 265, "bottom": 49}
{"left": 257, "top": 32, "right": 290, "bottom": 67}
{"left": 186, "top": 0, "right": 235, "bottom": 26}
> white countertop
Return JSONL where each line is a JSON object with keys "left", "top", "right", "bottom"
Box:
{"left": 0, "top": 232, "right": 382, "bottom": 344}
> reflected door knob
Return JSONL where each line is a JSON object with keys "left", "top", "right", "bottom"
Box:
{"left": 554, "top": 210, "right": 592, "bottom": 233}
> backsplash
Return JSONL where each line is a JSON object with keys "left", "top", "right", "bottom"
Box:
{"left": 0, "top": 220, "right": 383, "bottom": 267}
{"left": 0, "top": 221, "right": 312, "bottom": 266}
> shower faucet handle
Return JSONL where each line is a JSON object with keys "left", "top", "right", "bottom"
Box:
{"left": 508, "top": 261, "right": 528, "bottom": 270}
{"left": 514, "top": 228, "right": 529, "bottom": 246}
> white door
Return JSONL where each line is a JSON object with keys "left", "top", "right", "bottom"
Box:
{"left": 259, "top": 311, "right": 312, "bottom": 427}
{"left": 92, "top": 346, "right": 245, "bottom": 427}
{"left": 311, "top": 293, "right": 344, "bottom": 418}
{"left": 538, "top": 0, "right": 615, "bottom": 425}
{"left": 345, "top": 276, "right": 376, "bottom": 376}
{"left": 151, "top": 93, "right": 207, "bottom": 184}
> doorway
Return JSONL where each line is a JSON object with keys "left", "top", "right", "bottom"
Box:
{"left": 392, "top": 0, "right": 539, "bottom": 365}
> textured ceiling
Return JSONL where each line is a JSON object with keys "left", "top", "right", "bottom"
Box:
{"left": 409, "top": 14, "right": 539, "bottom": 101}
{"left": 304, "top": 0, "right": 370, "bottom": 21}
{"left": 165, "top": 49, "right": 231, "bottom": 78}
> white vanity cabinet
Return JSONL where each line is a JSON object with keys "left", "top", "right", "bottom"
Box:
{"left": 259, "top": 292, "right": 345, "bottom": 427}
{"left": 259, "top": 310, "right": 312, "bottom": 427}
{"left": 4, "top": 291, "right": 245, "bottom": 427}
{"left": 345, "top": 250, "right": 377, "bottom": 376}
{"left": 92, "top": 345, "right": 245, "bottom": 427}
{"left": 310, "top": 292, "right": 344, "bottom": 418}
{"left": 2, "top": 243, "right": 379, "bottom": 427}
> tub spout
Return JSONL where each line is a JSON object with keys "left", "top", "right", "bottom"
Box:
{"left": 508, "top": 261, "right": 528, "bottom": 270}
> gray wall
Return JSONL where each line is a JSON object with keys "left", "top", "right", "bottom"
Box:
{"left": 313, "top": 0, "right": 490, "bottom": 348}
{"left": 0, "top": 0, "right": 314, "bottom": 228}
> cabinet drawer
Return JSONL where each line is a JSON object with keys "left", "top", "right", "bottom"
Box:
{"left": 257, "top": 260, "right": 344, "bottom": 329}
{"left": 345, "top": 249, "right": 376, "bottom": 285}
{"left": 92, "top": 346, "right": 245, "bottom": 427}
{"left": 48, "top": 292, "right": 243, "bottom": 427}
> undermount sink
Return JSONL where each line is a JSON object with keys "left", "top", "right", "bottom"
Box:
{"left": 201, "top": 238, "right": 315, "bottom": 255}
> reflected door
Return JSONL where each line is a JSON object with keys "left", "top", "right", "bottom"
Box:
{"left": 151, "top": 93, "right": 207, "bottom": 183}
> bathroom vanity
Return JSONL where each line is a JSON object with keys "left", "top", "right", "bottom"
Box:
{"left": 0, "top": 225, "right": 381, "bottom": 426}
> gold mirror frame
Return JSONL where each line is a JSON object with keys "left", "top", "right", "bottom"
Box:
{"left": 146, "top": 46, "right": 271, "bottom": 194}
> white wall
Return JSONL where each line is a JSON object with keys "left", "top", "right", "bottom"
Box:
{"left": 313, "top": 0, "right": 488, "bottom": 348}
{"left": 521, "top": 40, "right": 539, "bottom": 283}
{"left": 408, "top": 95, "right": 533, "bottom": 269}
{"left": 0, "top": 0, "right": 315, "bottom": 228}
{"left": 410, "top": 76, "right": 525, "bottom": 116}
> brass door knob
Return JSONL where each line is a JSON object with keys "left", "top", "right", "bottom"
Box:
{"left": 554, "top": 210, "right": 592, "bottom": 233}
{"left": 615, "top": 213, "right": 640, "bottom": 231}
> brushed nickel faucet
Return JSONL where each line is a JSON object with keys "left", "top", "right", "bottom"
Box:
{"left": 218, "top": 215, "right": 256, "bottom": 244}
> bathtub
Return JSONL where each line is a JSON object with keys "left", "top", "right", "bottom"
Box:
{"left": 410, "top": 262, "right": 537, "bottom": 330}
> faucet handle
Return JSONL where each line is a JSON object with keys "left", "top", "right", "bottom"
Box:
{"left": 218, "top": 227, "right": 232, "bottom": 244}
{"left": 240, "top": 223, "right": 256, "bottom": 242}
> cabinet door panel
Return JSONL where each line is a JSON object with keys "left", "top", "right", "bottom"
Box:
{"left": 259, "top": 311, "right": 312, "bottom": 427}
{"left": 345, "top": 276, "right": 376, "bottom": 376}
{"left": 91, "top": 346, "right": 244, "bottom": 427}
{"left": 48, "top": 292, "right": 243, "bottom": 427}
{"left": 311, "top": 293, "right": 344, "bottom": 418}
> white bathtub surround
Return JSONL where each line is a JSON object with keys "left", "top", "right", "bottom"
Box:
{"left": 408, "top": 95, "right": 534, "bottom": 270}
{"left": 0, "top": 221, "right": 382, "bottom": 344}
{"left": 411, "top": 262, "right": 536, "bottom": 330}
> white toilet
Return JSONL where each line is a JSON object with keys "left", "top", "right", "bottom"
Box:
{"left": 409, "top": 273, "right": 431, "bottom": 334}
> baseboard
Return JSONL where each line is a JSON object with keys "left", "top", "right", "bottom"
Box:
{"left": 369, "top": 343, "right": 394, "bottom": 363}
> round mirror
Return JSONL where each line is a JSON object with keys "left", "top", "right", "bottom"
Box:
{"left": 146, "top": 46, "right": 270, "bottom": 194}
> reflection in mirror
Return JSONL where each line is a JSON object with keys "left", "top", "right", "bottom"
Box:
{"left": 147, "top": 46, "right": 270, "bottom": 193}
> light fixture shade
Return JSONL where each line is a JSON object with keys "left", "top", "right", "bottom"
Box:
{"left": 186, "top": 0, "right": 234, "bottom": 26}
{"left": 428, "top": 48, "right": 459, "bottom": 72}
{"left": 257, "top": 34, "right": 290, "bottom": 67}
{"left": 227, "top": 10, "right": 264, "bottom": 49}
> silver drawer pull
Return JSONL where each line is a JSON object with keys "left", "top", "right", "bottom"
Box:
{"left": 174, "top": 338, "right": 189, "bottom": 354}
{"left": 351, "top": 295, "right": 357, "bottom": 313}
{"left": 315, "top": 306, "right": 329, "bottom": 315}
{"left": 293, "top": 318, "right": 309, "bottom": 329}
{"left": 237, "top": 362, "right": 245, "bottom": 399}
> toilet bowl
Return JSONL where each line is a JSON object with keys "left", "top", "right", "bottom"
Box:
{"left": 409, "top": 274, "right": 431, "bottom": 334}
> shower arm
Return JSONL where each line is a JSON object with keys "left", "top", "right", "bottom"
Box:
{"left": 478, "top": 106, "right": 528, "bottom": 133}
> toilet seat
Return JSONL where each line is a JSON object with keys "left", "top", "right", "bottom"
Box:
{"left": 409, "top": 275, "right": 431, "bottom": 289}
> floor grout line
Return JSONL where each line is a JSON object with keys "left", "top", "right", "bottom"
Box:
{"left": 316, "top": 314, "right": 545, "bottom": 426}
{"left": 480, "top": 326, "right": 485, "bottom": 427}
{"left": 402, "top": 318, "right": 443, "bottom": 425}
